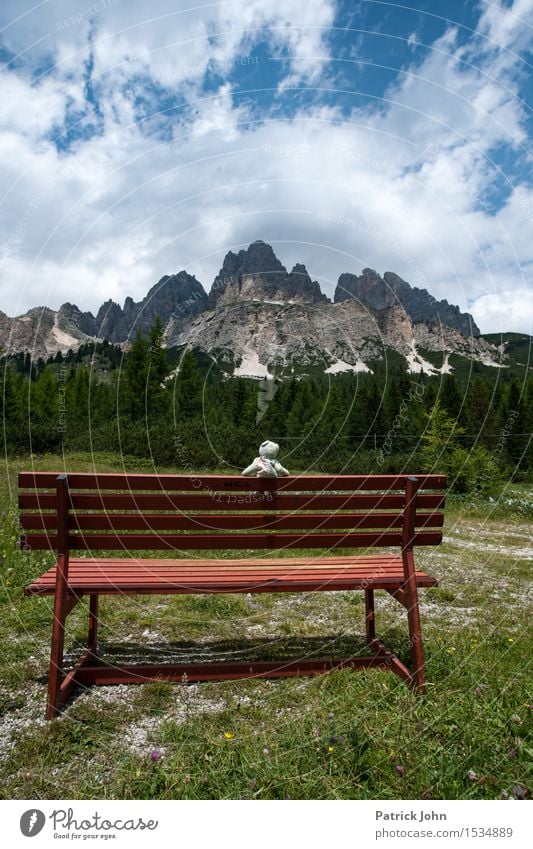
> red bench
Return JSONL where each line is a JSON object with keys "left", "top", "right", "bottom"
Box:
{"left": 19, "top": 472, "right": 446, "bottom": 718}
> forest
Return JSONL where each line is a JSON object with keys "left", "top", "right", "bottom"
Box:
{"left": 1, "top": 319, "right": 531, "bottom": 492}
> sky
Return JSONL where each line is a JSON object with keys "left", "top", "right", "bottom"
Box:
{"left": 0, "top": 0, "right": 532, "bottom": 334}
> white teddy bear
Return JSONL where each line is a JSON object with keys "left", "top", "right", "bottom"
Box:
{"left": 242, "top": 440, "right": 289, "bottom": 478}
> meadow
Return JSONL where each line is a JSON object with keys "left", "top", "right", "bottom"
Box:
{"left": 0, "top": 453, "right": 531, "bottom": 800}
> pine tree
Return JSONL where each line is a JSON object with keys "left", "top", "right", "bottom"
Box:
{"left": 123, "top": 331, "right": 149, "bottom": 421}
{"left": 286, "top": 381, "right": 320, "bottom": 438}
{"left": 146, "top": 317, "right": 169, "bottom": 418}
{"left": 421, "top": 401, "right": 496, "bottom": 493}
{"left": 439, "top": 374, "right": 464, "bottom": 421}
{"left": 501, "top": 380, "right": 528, "bottom": 473}
{"left": 174, "top": 349, "right": 204, "bottom": 418}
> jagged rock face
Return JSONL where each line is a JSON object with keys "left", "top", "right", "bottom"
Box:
{"left": 57, "top": 303, "right": 98, "bottom": 338}
{"left": 171, "top": 300, "right": 384, "bottom": 373}
{"left": 0, "top": 307, "right": 55, "bottom": 358}
{"left": 209, "top": 240, "right": 328, "bottom": 307}
{"left": 1, "top": 241, "right": 498, "bottom": 371}
{"left": 95, "top": 299, "right": 124, "bottom": 341}
{"left": 0, "top": 272, "right": 207, "bottom": 357}
{"left": 0, "top": 306, "right": 96, "bottom": 359}
{"left": 170, "top": 298, "right": 493, "bottom": 377}
{"left": 335, "top": 268, "right": 480, "bottom": 337}
{"left": 95, "top": 271, "right": 207, "bottom": 342}
{"left": 336, "top": 268, "right": 393, "bottom": 311}
{"left": 383, "top": 272, "right": 480, "bottom": 337}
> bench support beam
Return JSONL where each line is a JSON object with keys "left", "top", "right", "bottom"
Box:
{"left": 71, "top": 654, "right": 410, "bottom": 685}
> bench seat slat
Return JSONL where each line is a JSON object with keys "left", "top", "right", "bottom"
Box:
{"left": 25, "top": 556, "right": 437, "bottom": 595}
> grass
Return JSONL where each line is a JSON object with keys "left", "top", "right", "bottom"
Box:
{"left": 0, "top": 453, "right": 531, "bottom": 800}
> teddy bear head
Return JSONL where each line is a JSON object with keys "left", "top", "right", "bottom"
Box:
{"left": 259, "top": 440, "right": 279, "bottom": 459}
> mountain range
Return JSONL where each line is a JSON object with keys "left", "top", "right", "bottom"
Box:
{"left": 0, "top": 241, "right": 526, "bottom": 377}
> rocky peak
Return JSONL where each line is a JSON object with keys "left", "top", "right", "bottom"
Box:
{"left": 95, "top": 299, "right": 124, "bottom": 341}
{"left": 229, "top": 240, "right": 285, "bottom": 276}
{"left": 209, "top": 241, "right": 327, "bottom": 306}
{"left": 335, "top": 268, "right": 480, "bottom": 337}
{"left": 382, "top": 272, "right": 480, "bottom": 337}
{"left": 95, "top": 271, "right": 207, "bottom": 342}
{"left": 335, "top": 268, "right": 392, "bottom": 311}
{"left": 57, "top": 303, "right": 97, "bottom": 337}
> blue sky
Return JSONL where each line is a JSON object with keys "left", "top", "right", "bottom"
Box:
{"left": 0, "top": 0, "right": 532, "bottom": 332}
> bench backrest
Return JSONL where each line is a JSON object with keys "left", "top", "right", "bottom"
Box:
{"left": 19, "top": 473, "right": 446, "bottom": 554}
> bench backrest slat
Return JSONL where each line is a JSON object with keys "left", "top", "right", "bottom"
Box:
{"left": 19, "top": 472, "right": 446, "bottom": 553}
{"left": 19, "top": 492, "right": 445, "bottom": 512}
{"left": 20, "top": 510, "right": 444, "bottom": 532}
{"left": 18, "top": 472, "right": 447, "bottom": 491}
{"left": 23, "top": 531, "right": 443, "bottom": 551}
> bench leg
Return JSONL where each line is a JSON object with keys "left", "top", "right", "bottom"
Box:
{"left": 364, "top": 589, "right": 376, "bottom": 644}
{"left": 406, "top": 595, "right": 426, "bottom": 692}
{"left": 88, "top": 595, "right": 99, "bottom": 655}
{"left": 403, "top": 552, "right": 427, "bottom": 693}
{"left": 47, "top": 590, "right": 67, "bottom": 720}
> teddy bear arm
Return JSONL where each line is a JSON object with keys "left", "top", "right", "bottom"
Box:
{"left": 242, "top": 459, "right": 260, "bottom": 476}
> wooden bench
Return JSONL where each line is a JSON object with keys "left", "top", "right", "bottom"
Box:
{"left": 19, "top": 472, "right": 446, "bottom": 718}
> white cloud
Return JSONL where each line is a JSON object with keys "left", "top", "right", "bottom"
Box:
{"left": 471, "top": 287, "right": 533, "bottom": 333}
{"left": 0, "top": 0, "right": 531, "bottom": 335}
{"left": 476, "top": 0, "right": 533, "bottom": 51}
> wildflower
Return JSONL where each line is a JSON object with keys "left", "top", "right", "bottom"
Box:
{"left": 508, "top": 749, "right": 517, "bottom": 760}
{"left": 395, "top": 765, "right": 405, "bottom": 777}
{"left": 262, "top": 748, "right": 269, "bottom": 756}
{"left": 512, "top": 784, "right": 526, "bottom": 799}
{"left": 312, "top": 727, "right": 321, "bottom": 738}
{"left": 467, "top": 770, "right": 477, "bottom": 781}
{"left": 327, "top": 746, "right": 334, "bottom": 753}
{"left": 507, "top": 638, "right": 514, "bottom": 644}
{"left": 500, "top": 789, "right": 509, "bottom": 799}
{"left": 150, "top": 750, "right": 160, "bottom": 761}
{"left": 224, "top": 731, "right": 235, "bottom": 739}
{"left": 250, "top": 778, "right": 257, "bottom": 789}
{"left": 446, "top": 647, "right": 455, "bottom": 654}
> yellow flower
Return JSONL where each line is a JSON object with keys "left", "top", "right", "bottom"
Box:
{"left": 508, "top": 638, "right": 514, "bottom": 643}
{"left": 224, "top": 732, "right": 235, "bottom": 740}
{"left": 327, "top": 745, "right": 334, "bottom": 753}
{"left": 446, "top": 648, "right": 455, "bottom": 654}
